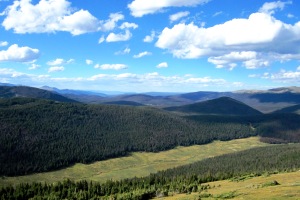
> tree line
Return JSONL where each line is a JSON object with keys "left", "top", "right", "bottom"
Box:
{"left": 0, "top": 98, "right": 255, "bottom": 176}
{"left": 0, "top": 97, "right": 299, "bottom": 176}
{"left": 1, "top": 143, "right": 300, "bottom": 199}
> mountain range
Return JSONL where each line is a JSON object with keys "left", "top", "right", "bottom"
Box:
{"left": 1, "top": 84, "right": 300, "bottom": 113}
{"left": 165, "top": 97, "right": 262, "bottom": 116}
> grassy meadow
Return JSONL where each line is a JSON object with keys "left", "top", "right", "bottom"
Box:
{"left": 0, "top": 137, "right": 269, "bottom": 187}
{"left": 160, "top": 171, "right": 300, "bottom": 199}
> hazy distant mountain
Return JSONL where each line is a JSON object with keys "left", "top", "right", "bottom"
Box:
{"left": 41, "top": 86, "right": 107, "bottom": 96}
{"left": 0, "top": 86, "right": 77, "bottom": 103}
{"left": 267, "top": 86, "right": 300, "bottom": 93}
{"left": 0, "top": 83, "right": 15, "bottom": 87}
{"left": 165, "top": 97, "right": 262, "bottom": 116}
{"left": 273, "top": 104, "right": 300, "bottom": 114}
{"left": 101, "top": 94, "right": 193, "bottom": 107}
{"left": 143, "top": 92, "right": 182, "bottom": 96}
{"left": 3, "top": 84, "right": 300, "bottom": 113}
{"left": 102, "top": 100, "right": 144, "bottom": 106}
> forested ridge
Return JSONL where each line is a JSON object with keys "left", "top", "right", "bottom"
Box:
{"left": 165, "top": 97, "right": 262, "bottom": 116}
{"left": 0, "top": 98, "right": 256, "bottom": 176}
{"left": 1, "top": 144, "right": 300, "bottom": 199}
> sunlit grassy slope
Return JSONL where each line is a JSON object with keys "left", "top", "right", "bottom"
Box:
{"left": 161, "top": 171, "right": 300, "bottom": 200}
{"left": 0, "top": 137, "right": 269, "bottom": 187}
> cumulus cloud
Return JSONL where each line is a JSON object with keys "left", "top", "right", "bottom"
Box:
{"left": 106, "top": 30, "right": 132, "bottom": 42}
{"left": 120, "top": 22, "right": 138, "bottom": 29}
{"left": 0, "top": 44, "right": 39, "bottom": 62}
{"left": 259, "top": 0, "right": 292, "bottom": 15}
{"left": 48, "top": 66, "right": 64, "bottom": 73}
{"left": 47, "top": 58, "right": 74, "bottom": 66}
{"left": 156, "top": 62, "right": 168, "bottom": 68}
{"left": 133, "top": 51, "right": 152, "bottom": 58}
{"left": 102, "top": 13, "right": 124, "bottom": 31}
{"left": 258, "top": 69, "right": 300, "bottom": 83}
{"left": 86, "top": 59, "right": 93, "bottom": 65}
{"left": 143, "top": 31, "right": 155, "bottom": 43}
{"left": 2, "top": 0, "right": 100, "bottom": 35}
{"left": 128, "top": 0, "right": 210, "bottom": 17}
{"left": 94, "top": 64, "right": 128, "bottom": 70}
{"left": 169, "top": 11, "right": 190, "bottom": 22}
{"left": 28, "top": 63, "right": 40, "bottom": 70}
{"left": 156, "top": 11, "right": 300, "bottom": 69}
{"left": 88, "top": 72, "right": 226, "bottom": 87}
{"left": 0, "top": 67, "right": 246, "bottom": 92}
{"left": 0, "top": 41, "right": 8, "bottom": 47}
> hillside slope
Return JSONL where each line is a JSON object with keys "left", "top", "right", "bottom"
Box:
{"left": 165, "top": 97, "right": 262, "bottom": 115}
{"left": 273, "top": 104, "right": 300, "bottom": 114}
{"left": 0, "top": 97, "right": 256, "bottom": 176}
{"left": 0, "top": 86, "right": 77, "bottom": 103}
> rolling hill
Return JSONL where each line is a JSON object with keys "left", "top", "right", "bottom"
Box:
{"left": 165, "top": 97, "right": 262, "bottom": 115}
{"left": 102, "top": 100, "right": 144, "bottom": 106}
{"left": 0, "top": 86, "right": 77, "bottom": 103}
{"left": 273, "top": 104, "right": 300, "bottom": 114}
{"left": 0, "top": 97, "right": 256, "bottom": 176}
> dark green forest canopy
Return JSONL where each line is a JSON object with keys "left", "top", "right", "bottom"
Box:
{"left": 0, "top": 97, "right": 299, "bottom": 176}
{"left": 0, "top": 98, "right": 256, "bottom": 176}
{"left": 165, "top": 97, "right": 262, "bottom": 115}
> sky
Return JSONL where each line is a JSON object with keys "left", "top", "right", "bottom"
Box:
{"left": 0, "top": 0, "right": 300, "bottom": 93}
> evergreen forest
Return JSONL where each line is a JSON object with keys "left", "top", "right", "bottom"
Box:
{"left": 0, "top": 96, "right": 300, "bottom": 199}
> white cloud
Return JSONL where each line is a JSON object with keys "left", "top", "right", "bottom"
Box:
{"left": 106, "top": 30, "right": 132, "bottom": 42}
{"left": 297, "top": 66, "right": 300, "bottom": 71}
{"left": 156, "top": 62, "right": 168, "bottom": 68}
{"left": 47, "top": 58, "right": 74, "bottom": 66}
{"left": 94, "top": 64, "right": 128, "bottom": 70}
{"left": 59, "top": 9, "right": 99, "bottom": 35}
{"left": 0, "top": 41, "right": 8, "bottom": 47}
{"left": 128, "top": 0, "right": 210, "bottom": 17}
{"left": 0, "top": 44, "right": 39, "bottom": 62}
{"left": 2, "top": 0, "right": 100, "bottom": 35}
{"left": 207, "top": 51, "right": 268, "bottom": 70}
{"left": 48, "top": 66, "right": 64, "bottom": 73}
{"left": 133, "top": 51, "right": 152, "bottom": 58}
{"left": 67, "top": 59, "right": 74, "bottom": 64}
{"left": 120, "top": 22, "right": 138, "bottom": 29}
{"left": 143, "top": 31, "right": 155, "bottom": 43}
{"left": 0, "top": 67, "right": 249, "bottom": 92}
{"left": 287, "top": 13, "right": 294, "bottom": 18}
{"left": 169, "top": 11, "right": 190, "bottom": 22}
{"left": 260, "top": 69, "right": 300, "bottom": 83}
{"left": 213, "top": 11, "right": 223, "bottom": 17}
{"left": 28, "top": 63, "right": 40, "bottom": 70}
{"left": 86, "top": 59, "right": 93, "bottom": 65}
{"left": 115, "top": 47, "right": 131, "bottom": 55}
{"left": 156, "top": 11, "right": 300, "bottom": 69}
{"left": 98, "top": 35, "right": 105, "bottom": 44}
{"left": 102, "top": 13, "right": 124, "bottom": 31}
{"left": 259, "top": 1, "right": 292, "bottom": 15}
{"left": 47, "top": 58, "right": 64, "bottom": 66}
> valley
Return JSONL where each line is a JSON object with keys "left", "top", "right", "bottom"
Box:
{"left": 0, "top": 85, "right": 300, "bottom": 199}
{"left": 0, "top": 137, "right": 269, "bottom": 187}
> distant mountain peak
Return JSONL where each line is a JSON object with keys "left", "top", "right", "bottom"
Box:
{"left": 268, "top": 86, "right": 300, "bottom": 93}
{"left": 0, "top": 85, "right": 77, "bottom": 103}
{"left": 165, "top": 96, "right": 262, "bottom": 116}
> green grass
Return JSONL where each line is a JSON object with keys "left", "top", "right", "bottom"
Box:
{"left": 0, "top": 137, "right": 269, "bottom": 187}
{"left": 162, "top": 171, "right": 300, "bottom": 200}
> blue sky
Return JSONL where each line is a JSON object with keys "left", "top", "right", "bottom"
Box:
{"left": 0, "top": 0, "right": 299, "bottom": 92}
